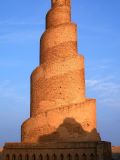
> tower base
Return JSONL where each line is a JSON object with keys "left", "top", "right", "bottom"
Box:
{"left": 3, "top": 141, "right": 112, "bottom": 160}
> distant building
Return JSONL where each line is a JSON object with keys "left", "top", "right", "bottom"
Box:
{"left": 112, "top": 146, "right": 120, "bottom": 160}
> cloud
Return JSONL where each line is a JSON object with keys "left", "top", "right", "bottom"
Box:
{"left": 0, "top": 18, "right": 44, "bottom": 44}
{"left": 86, "top": 76, "right": 117, "bottom": 91}
{"left": 0, "top": 19, "right": 44, "bottom": 26}
{"left": 0, "top": 80, "right": 28, "bottom": 103}
{"left": 80, "top": 24, "right": 111, "bottom": 34}
{"left": 0, "top": 30, "right": 42, "bottom": 44}
{"left": 0, "top": 59, "right": 23, "bottom": 68}
{"left": 79, "top": 23, "right": 120, "bottom": 38}
{"left": 86, "top": 77, "right": 120, "bottom": 107}
{"left": 86, "top": 79, "right": 100, "bottom": 88}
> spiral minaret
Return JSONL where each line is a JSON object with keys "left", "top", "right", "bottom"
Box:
{"left": 21, "top": 0, "right": 100, "bottom": 143}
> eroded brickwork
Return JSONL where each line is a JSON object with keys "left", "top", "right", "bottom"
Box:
{"left": 2, "top": 1, "right": 112, "bottom": 160}
{"left": 21, "top": 0, "right": 100, "bottom": 143}
{"left": 3, "top": 142, "right": 112, "bottom": 160}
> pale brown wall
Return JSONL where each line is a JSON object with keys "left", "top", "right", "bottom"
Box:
{"left": 51, "top": 0, "right": 71, "bottom": 8}
{"left": 21, "top": 0, "right": 98, "bottom": 143}
{"left": 40, "top": 23, "right": 77, "bottom": 60}
{"left": 46, "top": 6, "right": 71, "bottom": 29}
{"left": 21, "top": 99, "right": 99, "bottom": 143}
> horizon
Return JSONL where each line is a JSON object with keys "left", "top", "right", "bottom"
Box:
{"left": 0, "top": 0, "right": 120, "bottom": 147}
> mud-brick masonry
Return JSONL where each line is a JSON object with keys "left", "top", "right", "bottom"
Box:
{"left": 2, "top": 1, "right": 112, "bottom": 160}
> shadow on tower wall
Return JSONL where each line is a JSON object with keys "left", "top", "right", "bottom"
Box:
{"left": 38, "top": 118, "right": 101, "bottom": 143}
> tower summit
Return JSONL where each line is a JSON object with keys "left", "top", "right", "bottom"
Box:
{"left": 2, "top": 1, "right": 112, "bottom": 160}
{"left": 51, "top": 0, "right": 71, "bottom": 7}
{"left": 46, "top": 0, "right": 71, "bottom": 30}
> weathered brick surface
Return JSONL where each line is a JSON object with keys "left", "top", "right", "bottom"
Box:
{"left": 21, "top": 0, "right": 100, "bottom": 143}
{"left": 1, "top": 1, "right": 112, "bottom": 160}
{"left": 46, "top": 6, "right": 71, "bottom": 29}
{"left": 22, "top": 99, "right": 99, "bottom": 143}
{"left": 40, "top": 23, "right": 77, "bottom": 55}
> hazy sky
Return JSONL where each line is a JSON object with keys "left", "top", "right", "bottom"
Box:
{"left": 0, "top": 0, "right": 120, "bottom": 147}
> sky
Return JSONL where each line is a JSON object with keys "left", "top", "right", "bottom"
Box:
{"left": 0, "top": 0, "right": 120, "bottom": 147}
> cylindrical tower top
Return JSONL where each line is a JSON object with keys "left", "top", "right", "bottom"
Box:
{"left": 51, "top": 0, "right": 71, "bottom": 8}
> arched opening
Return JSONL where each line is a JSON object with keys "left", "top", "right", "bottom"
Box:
{"left": 82, "top": 154, "right": 87, "bottom": 160}
{"left": 12, "top": 154, "right": 16, "bottom": 160}
{"left": 25, "top": 154, "right": 29, "bottom": 160}
{"left": 67, "top": 154, "right": 72, "bottom": 160}
{"left": 46, "top": 154, "right": 49, "bottom": 160}
{"left": 52, "top": 154, "right": 57, "bottom": 160}
{"left": 32, "top": 154, "right": 36, "bottom": 160}
{"left": 90, "top": 154, "right": 95, "bottom": 160}
{"left": 6, "top": 154, "right": 10, "bottom": 160}
{"left": 18, "top": 154, "right": 22, "bottom": 160}
{"left": 75, "top": 154, "right": 79, "bottom": 160}
{"left": 39, "top": 154, "right": 43, "bottom": 160}
{"left": 60, "top": 154, "right": 64, "bottom": 160}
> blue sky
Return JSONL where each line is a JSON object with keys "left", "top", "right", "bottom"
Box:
{"left": 0, "top": 0, "right": 120, "bottom": 147}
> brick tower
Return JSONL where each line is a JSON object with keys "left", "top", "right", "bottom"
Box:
{"left": 2, "top": 1, "right": 112, "bottom": 160}
{"left": 21, "top": 0, "right": 100, "bottom": 143}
